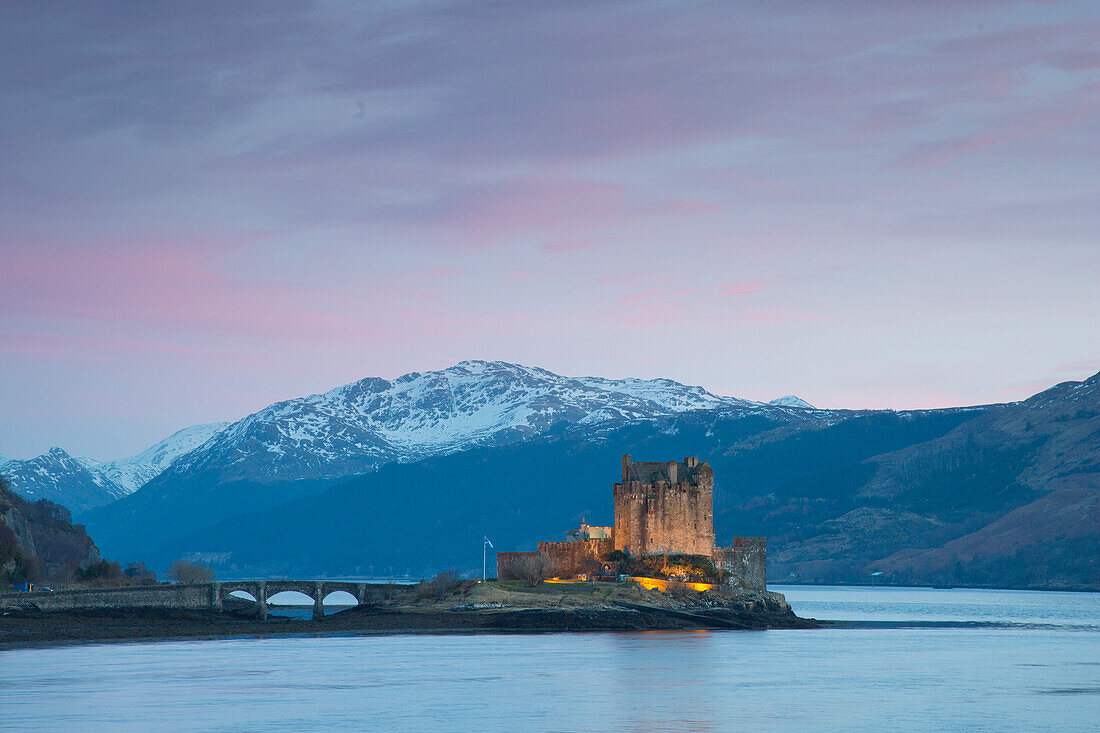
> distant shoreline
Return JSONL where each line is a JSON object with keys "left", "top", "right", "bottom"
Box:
{"left": 773, "top": 581, "right": 1100, "bottom": 594}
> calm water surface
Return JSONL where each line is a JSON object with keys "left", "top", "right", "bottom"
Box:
{"left": 2, "top": 585, "right": 1099, "bottom": 731}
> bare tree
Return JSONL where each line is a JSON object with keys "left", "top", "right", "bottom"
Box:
{"left": 167, "top": 559, "right": 215, "bottom": 584}
{"left": 414, "top": 570, "right": 463, "bottom": 600}
{"left": 123, "top": 561, "right": 156, "bottom": 581}
{"left": 515, "top": 553, "right": 554, "bottom": 587}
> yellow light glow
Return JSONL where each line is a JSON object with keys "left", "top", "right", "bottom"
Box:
{"left": 628, "top": 577, "right": 715, "bottom": 592}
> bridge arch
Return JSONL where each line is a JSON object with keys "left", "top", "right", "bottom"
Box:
{"left": 215, "top": 581, "right": 267, "bottom": 619}
{"left": 265, "top": 590, "right": 317, "bottom": 612}
{"left": 321, "top": 590, "right": 358, "bottom": 613}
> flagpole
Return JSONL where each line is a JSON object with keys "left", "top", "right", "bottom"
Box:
{"left": 482, "top": 535, "right": 494, "bottom": 582}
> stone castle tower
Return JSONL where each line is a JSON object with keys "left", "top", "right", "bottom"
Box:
{"left": 613, "top": 454, "right": 715, "bottom": 556}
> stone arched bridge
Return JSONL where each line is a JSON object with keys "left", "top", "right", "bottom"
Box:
{"left": 216, "top": 580, "right": 370, "bottom": 620}
{"left": 0, "top": 580, "right": 378, "bottom": 620}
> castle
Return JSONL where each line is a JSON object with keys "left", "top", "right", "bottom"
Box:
{"left": 497, "top": 455, "right": 766, "bottom": 590}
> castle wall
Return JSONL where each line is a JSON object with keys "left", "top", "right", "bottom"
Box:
{"left": 714, "top": 538, "right": 767, "bottom": 590}
{"left": 496, "top": 551, "right": 540, "bottom": 581}
{"left": 537, "top": 538, "right": 614, "bottom": 577}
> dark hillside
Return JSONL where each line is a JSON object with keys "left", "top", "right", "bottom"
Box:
{"left": 82, "top": 474, "right": 342, "bottom": 562}
{"left": 1, "top": 474, "right": 101, "bottom": 583}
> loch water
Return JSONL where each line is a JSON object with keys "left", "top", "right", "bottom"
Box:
{"left": 2, "top": 585, "right": 1099, "bottom": 731}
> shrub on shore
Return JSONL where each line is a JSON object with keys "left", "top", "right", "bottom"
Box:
{"left": 123, "top": 561, "right": 157, "bottom": 582}
{"left": 414, "top": 570, "right": 463, "bottom": 600}
{"left": 167, "top": 559, "right": 215, "bottom": 584}
{"left": 72, "top": 559, "right": 123, "bottom": 586}
{"left": 513, "top": 553, "right": 554, "bottom": 587}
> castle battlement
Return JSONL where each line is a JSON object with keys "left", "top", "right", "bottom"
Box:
{"left": 613, "top": 454, "right": 715, "bottom": 557}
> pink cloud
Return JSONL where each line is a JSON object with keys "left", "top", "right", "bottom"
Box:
{"left": 596, "top": 270, "right": 676, "bottom": 287}
{"left": 995, "top": 366, "right": 1099, "bottom": 398}
{"left": 611, "top": 284, "right": 821, "bottom": 328}
{"left": 688, "top": 168, "right": 796, "bottom": 198}
{"left": 994, "top": 379, "right": 1061, "bottom": 398}
{"left": 895, "top": 105, "right": 1092, "bottom": 170}
{"left": 648, "top": 198, "right": 723, "bottom": 216}
{"left": 853, "top": 100, "right": 931, "bottom": 136}
{"left": 1055, "top": 359, "right": 1100, "bottom": 375}
{"left": 614, "top": 288, "right": 697, "bottom": 326}
{"left": 618, "top": 287, "right": 702, "bottom": 308}
{"left": 0, "top": 235, "right": 473, "bottom": 346}
{"left": 0, "top": 329, "right": 271, "bottom": 367}
{"left": 540, "top": 239, "right": 601, "bottom": 254}
{"left": 618, "top": 288, "right": 663, "bottom": 309}
{"left": 734, "top": 306, "right": 828, "bottom": 326}
{"left": 719, "top": 280, "right": 767, "bottom": 297}
{"left": 1047, "top": 49, "right": 1100, "bottom": 71}
{"left": 406, "top": 266, "right": 463, "bottom": 281}
{"left": 418, "top": 177, "right": 629, "bottom": 245}
{"left": 409, "top": 182, "right": 722, "bottom": 250}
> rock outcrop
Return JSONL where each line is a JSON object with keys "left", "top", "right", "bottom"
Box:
{"left": 0, "top": 474, "right": 101, "bottom": 583}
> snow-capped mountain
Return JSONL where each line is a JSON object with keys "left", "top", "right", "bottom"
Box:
{"left": 768, "top": 395, "right": 815, "bottom": 409}
{"left": 7, "top": 361, "right": 820, "bottom": 513}
{"left": 0, "top": 447, "right": 126, "bottom": 512}
{"left": 93, "top": 422, "right": 230, "bottom": 493}
{"left": 1, "top": 422, "right": 229, "bottom": 511}
{"left": 155, "top": 361, "right": 770, "bottom": 487}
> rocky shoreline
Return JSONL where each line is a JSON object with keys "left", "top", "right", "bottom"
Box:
{"left": 0, "top": 583, "right": 819, "bottom": 649}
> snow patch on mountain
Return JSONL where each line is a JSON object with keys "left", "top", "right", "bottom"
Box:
{"left": 574, "top": 376, "right": 756, "bottom": 412}
{"left": 768, "top": 395, "right": 815, "bottom": 409}
{"left": 93, "top": 421, "right": 230, "bottom": 492}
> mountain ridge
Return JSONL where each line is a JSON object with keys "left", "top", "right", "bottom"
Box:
{"left": 131, "top": 360, "right": 793, "bottom": 492}
{"left": 1, "top": 422, "right": 228, "bottom": 511}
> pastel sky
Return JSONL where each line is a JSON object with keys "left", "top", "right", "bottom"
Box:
{"left": 2, "top": 1, "right": 1098, "bottom": 460}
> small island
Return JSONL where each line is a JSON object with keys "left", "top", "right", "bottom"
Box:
{"left": 0, "top": 577, "right": 815, "bottom": 649}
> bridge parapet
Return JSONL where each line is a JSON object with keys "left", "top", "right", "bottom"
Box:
{"left": 2, "top": 580, "right": 375, "bottom": 621}
{"left": 0, "top": 583, "right": 214, "bottom": 613}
